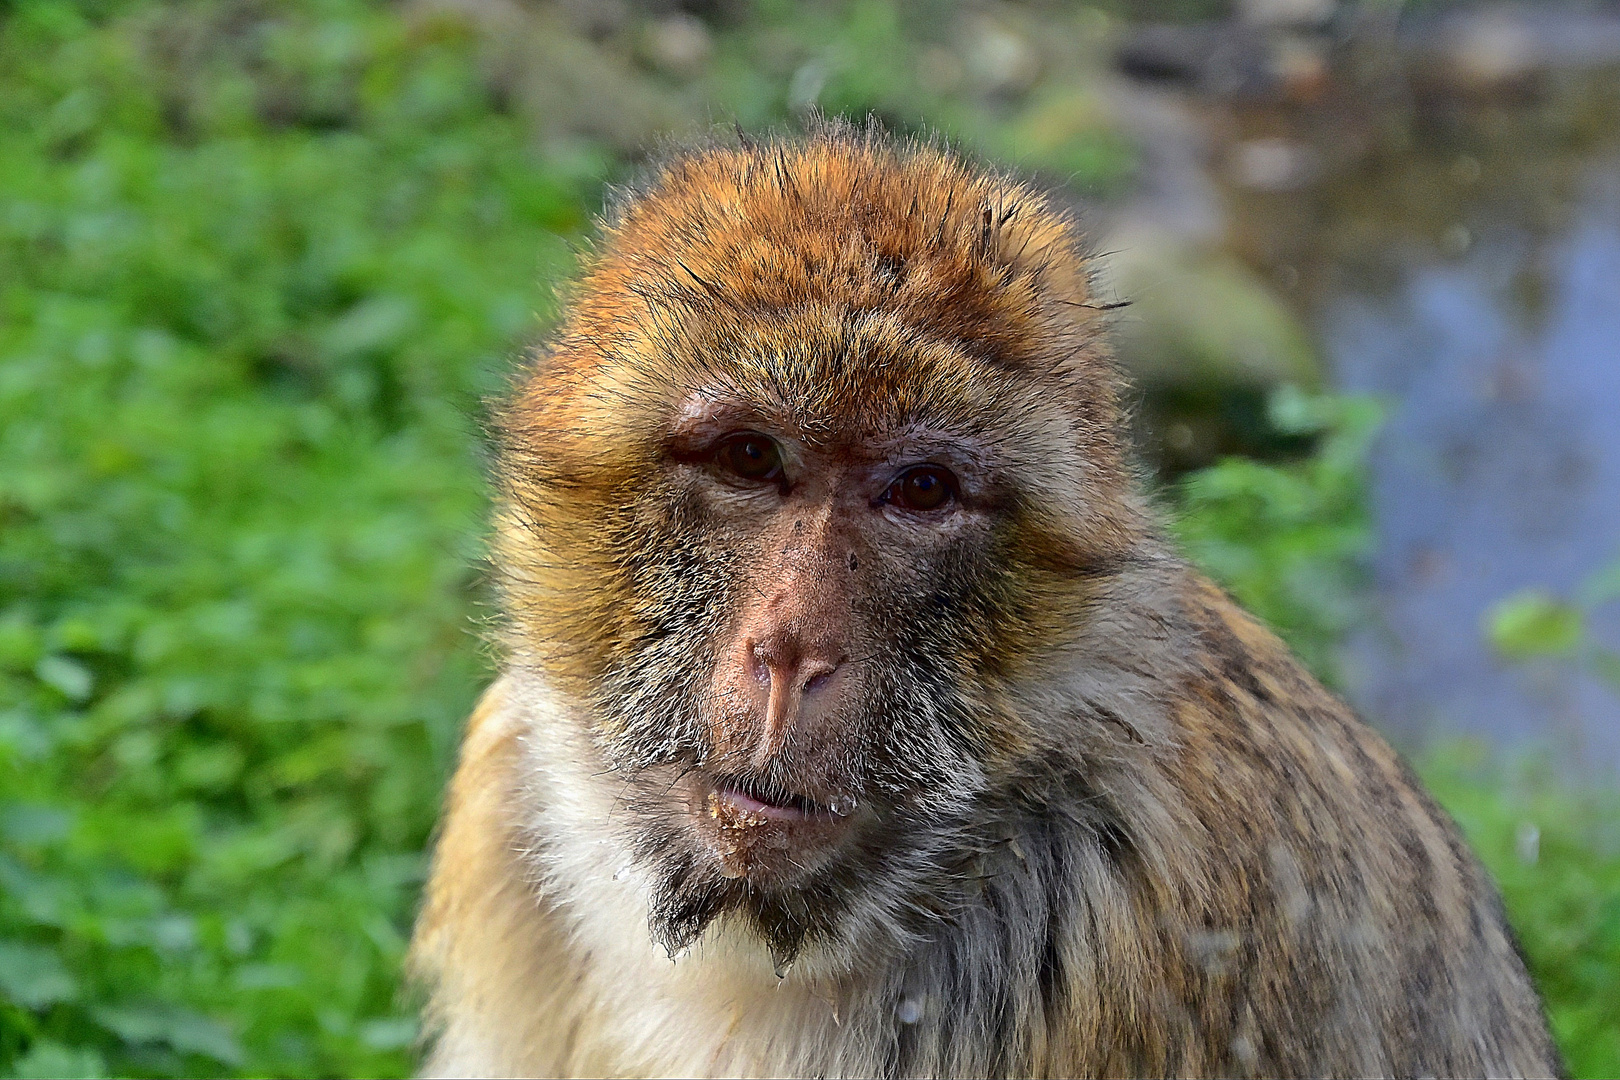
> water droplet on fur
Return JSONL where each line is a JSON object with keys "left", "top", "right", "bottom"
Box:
{"left": 828, "top": 795, "right": 858, "bottom": 817}
{"left": 897, "top": 997, "right": 922, "bottom": 1025}
{"left": 768, "top": 940, "right": 800, "bottom": 979}
{"left": 612, "top": 863, "right": 633, "bottom": 881}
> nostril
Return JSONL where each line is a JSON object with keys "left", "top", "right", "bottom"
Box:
{"left": 802, "top": 660, "right": 842, "bottom": 696}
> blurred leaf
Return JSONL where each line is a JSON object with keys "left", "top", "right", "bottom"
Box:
{"left": 93, "top": 1005, "right": 245, "bottom": 1068}
{"left": 1171, "top": 389, "right": 1378, "bottom": 684}
{"left": 0, "top": 615, "right": 44, "bottom": 672}
{"left": 1266, "top": 381, "right": 1335, "bottom": 435}
{"left": 357, "top": 1016, "right": 417, "bottom": 1050}
{"left": 1, "top": 804, "right": 74, "bottom": 848}
{"left": 0, "top": 939, "right": 79, "bottom": 1008}
{"left": 1487, "top": 590, "right": 1585, "bottom": 660}
{"left": 35, "top": 655, "right": 93, "bottom": 701}
{"left": 11, "top": 1041, "right": 106, "bottom": 1079}
{"left": 1579, "top": 557, "right": 1620, "bottom": 606}
{"left": 321, "top": 295, "right": 418, "bottom": 360}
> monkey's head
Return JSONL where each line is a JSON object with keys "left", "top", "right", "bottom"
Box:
{"left": 497, "top": 127, "right": 1146, "bottom": 967}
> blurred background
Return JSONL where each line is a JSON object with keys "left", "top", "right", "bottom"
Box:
{"left": 0, "top": 0, "right": 1616, "bottom": 1075}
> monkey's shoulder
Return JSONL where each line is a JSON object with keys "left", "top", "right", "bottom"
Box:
{"left": 1168, "top": 573, "right": 1405, "bottom": 791}
{"left": 1112, "top": 575, "right": 1561, "bottom": 1076}
{"left": 408, "top": 679, "right": 599, "bottom": 1077}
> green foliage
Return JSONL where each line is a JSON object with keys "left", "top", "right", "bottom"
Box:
{"left": 1488, "top": 591, "right": 1587, "bottom": 660}
{"left": 1422, "top": 746, "right": 1620, "bottom": 1078}
{"left": 1169, "top": 386, "right": 1383, "bottom": 683}
{"left": 1473, "top": 557, "right": 1620, "bottom": 1075}
{"left": 1485, "top": 559, "right": 1620, "bottom": 693}
{"left": 0, "top": 2, "right": 595, "bottom": 1075}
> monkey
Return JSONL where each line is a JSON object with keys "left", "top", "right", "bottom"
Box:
{"left": 406, "top": 124, "right": 1561, "bottom": 1078}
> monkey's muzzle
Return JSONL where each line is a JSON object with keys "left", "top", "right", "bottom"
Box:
{"left": 691, "top": 774, "right": 860, "bottom": 883}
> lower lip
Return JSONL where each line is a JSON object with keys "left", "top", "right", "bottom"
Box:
{"left": 712, "top": 784, "right": 828, "bottom": 823}
{"left": 699, "top": 782, "right": 857, "bottom": 882}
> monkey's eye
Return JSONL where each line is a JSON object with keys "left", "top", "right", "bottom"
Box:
{"left": 885, "top": 465, "right": 957, "bottom": 512}
{"left": 715, "top": 433, "right": 783, "bottom": 483}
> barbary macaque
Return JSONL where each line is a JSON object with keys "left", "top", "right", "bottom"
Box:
{"left": 408, "top": 127, "right": 1560, "bottom": 1077}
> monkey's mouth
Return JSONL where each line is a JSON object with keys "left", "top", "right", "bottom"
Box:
{"left": 711, "top": 775, "right": 849, "bottom": 822}
{"left": 688, "top": 773, "right": 859, "bottom": 883}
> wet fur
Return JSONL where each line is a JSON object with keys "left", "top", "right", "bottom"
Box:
{"left": 409, "top": 126, "right": 1560, "bottom": 1077}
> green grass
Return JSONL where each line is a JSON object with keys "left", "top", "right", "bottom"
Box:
{"left": 0, "top": 4, "right": 586, "bottom": 1074}
{"left": 0, "top": 2, "right": 1614, "bottom": 1077}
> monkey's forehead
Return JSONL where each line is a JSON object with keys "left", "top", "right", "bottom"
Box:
{"left": 529, "top": 307, "right": 1110, "bottom": 470}
{"left": 533, "top": 133, "right": 1119, "bottom": 435}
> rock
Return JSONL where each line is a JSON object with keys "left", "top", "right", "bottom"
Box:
{"left": 1442, "top": 11, "right": 1539, "bottom": 88}
{"left": 964, "top": 17, "right": 1041, "bottom": 98}
{"left": 1116, "top": 24, "right": 1221, "bottom": 85}
{"left": 1412, "top": 5, "right": 1620, "bottom": 92}
{"left": 516, "top": 15, "right": 693, "bottom": 152}
{"left": 917, "top": 46, "right": 966, "bottom": 96}
{"left": 1268, "top": 35, "right": 1330, "bottom": 100}
{"left": 1237, "top": 0, "right": 1336, "bottom": 30}
{"left": 642, "top": 13, "right": 713, "bottom": 80}
{"left": 1096, "top": 82, "right": 1225, "bottom": 245}
{"left": 410, "top": 0, "right": 696, "bottom": 154}
{"left": 557, "top": 0, "right": 630, "bottom": 41}
{"left": 1099, "top": 225, "right": 1324, "bottom": 472}
{"left": 1117, "top": 23, "right": 1330, "bottom": 101}
{"left": 1100, "top": 223, "right": 1321, "bottom": 394}
{"left": 1229, "top": 136, "right": 1321, "bottom": 192}
{"left": 1115, "top": 23, "right": 1280, "bottom": 99}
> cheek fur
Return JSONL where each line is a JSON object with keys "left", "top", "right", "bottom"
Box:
{"left": 590, "top": 487, "right": 737, "bottom": 766}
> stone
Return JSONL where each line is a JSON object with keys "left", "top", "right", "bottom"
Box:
{"left": 642, "top": 13, "right": 713, "bottom": 80}
{"left": 1100, "top": 223, "right": 1321, "bottom": 394}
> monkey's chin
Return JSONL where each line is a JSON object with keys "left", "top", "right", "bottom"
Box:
{"left": 689, "top": 775, "right": 858, "bottom": 886}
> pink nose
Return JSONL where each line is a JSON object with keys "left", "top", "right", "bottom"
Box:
{"left": 741, "top": 633, "right": 847, "bottom": 762}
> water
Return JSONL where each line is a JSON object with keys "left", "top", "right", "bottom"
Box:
{"left": 1221, "top": 58, "right": 1620, "bottom": 772}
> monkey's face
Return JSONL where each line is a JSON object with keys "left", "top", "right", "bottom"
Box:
{"left": 503, "top": 334, "right": 1132, "bottom": 965}
{"left": 599, "top": 379, "right": 1022, "bottom": 963}
{"left": 495, "top": 136, "right": 1138, "bottom": 964}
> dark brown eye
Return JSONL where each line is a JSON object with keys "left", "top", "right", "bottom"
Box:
{"left": 717, "top": 433, "right": 782, "bottom": 483}
{"left": 887, "top": 465, "right": 956, "bottom": 512}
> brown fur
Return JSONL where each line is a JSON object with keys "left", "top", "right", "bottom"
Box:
{"left": 408, "top": 126, "right": 1560, "bottom": 1078}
